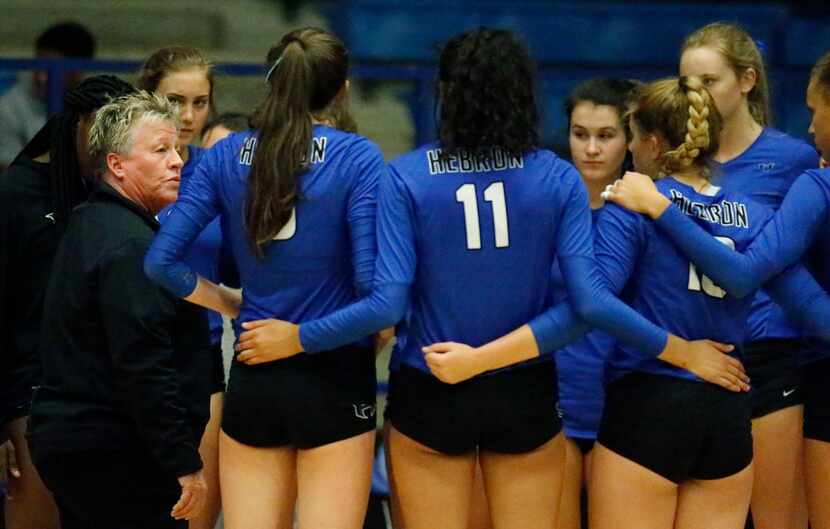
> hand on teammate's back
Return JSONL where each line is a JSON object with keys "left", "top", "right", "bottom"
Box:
{"left": 422, "top": 342, "right": 488, "bottom": 384}
{"left": 236, "top": 318, "right": 302, "bottom": 364}
{"left": 172, "top": 470, "right": 207, "bottom": 520}
{"left": 0, "top": 436, "right": 20, "bottom": 487}
{"left": 659, "top": 335, "right": 749, "bottom": 392}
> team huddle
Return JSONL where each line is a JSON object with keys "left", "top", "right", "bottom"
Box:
{"left": 2, "top": 18, "right": 830, "bottom": 529}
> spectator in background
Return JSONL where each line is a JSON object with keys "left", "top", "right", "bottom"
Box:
{"left": 29, "top": 91, "right": 215, "bottom": 528}
{"left": 0, "top": 75, "right": 134, "bottom": 529}
{"left": 202, "top": 112, "right": 250, "bottom": 148}
{"left": 0, "top": 21, "right": 96, "bottom": 169}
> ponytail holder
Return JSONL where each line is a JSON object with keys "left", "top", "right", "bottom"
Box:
{"left": 265, "top": 56, "right": 283, "bottom": 84}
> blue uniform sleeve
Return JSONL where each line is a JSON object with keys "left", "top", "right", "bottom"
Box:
{"left": 765, "top": 264, "right": 830, "bottom": 342}
{"left": 529, "top": 176, "right": 667, "bottom": 356}
{"left": 298, "top": 166, "right": 413, "bottom": 352}
{"left": 145, "top": 144, "right": 224, "bottom": 297}
{"left": 654, "top": 170, "right": 828, "bottom": 298}
{"left": 345, "top": 139, "right": 385, "bottom": 296}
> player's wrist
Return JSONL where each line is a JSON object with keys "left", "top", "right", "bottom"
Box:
{"left": 657, "top": 334, "right": 689, "bottom": 369}
{"left": 647, "top": 194, "right": 671, "bottom": 220}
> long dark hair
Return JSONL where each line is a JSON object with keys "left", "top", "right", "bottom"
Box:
{"left": 246, "top": 27, "right": 349, "bottom": 257}
{"left": 437, "top": 28, "right": 539, "bottom": 158}
{"left": 19, "top": 75, "right": 135, "bottom": 228}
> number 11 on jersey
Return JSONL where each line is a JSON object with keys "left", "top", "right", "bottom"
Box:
{"left": 455, "top": 182, "right": 510, "bottom": 250}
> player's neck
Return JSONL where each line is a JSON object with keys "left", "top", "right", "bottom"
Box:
{"left": 586, "top": 174, "right": 618, "bottom": 209}
{"left": 672, "top": 168, "right": 709, "bottom": 193}
{"left": 715, "top": 107, "right": 762, "bottom": 163}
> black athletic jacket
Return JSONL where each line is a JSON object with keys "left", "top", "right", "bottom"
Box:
{"left": 29, "top": 182, "right": 212, "bottom": 478}
{"left": 0, "top": 155, "right": 61, "bottom": 426}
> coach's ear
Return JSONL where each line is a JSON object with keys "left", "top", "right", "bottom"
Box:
{"left": 106, "top": 152, "right": 126, "bottom": 180}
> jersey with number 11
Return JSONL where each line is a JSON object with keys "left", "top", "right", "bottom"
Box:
{"left": 379, "top": 143, "right": 592, "bottom": 373}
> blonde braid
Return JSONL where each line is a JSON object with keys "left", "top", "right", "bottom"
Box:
{"left": 661, "top": 76, "right": 713, "bottom": 175}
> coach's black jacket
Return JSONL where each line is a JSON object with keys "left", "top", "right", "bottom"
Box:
{"left": 0, "top": 155, "right": 61, "bottom": 426}
{"left": 29, "top": 182, "right": 212, "bottom": 478}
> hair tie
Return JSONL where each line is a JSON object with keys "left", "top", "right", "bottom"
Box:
{"left": 265, "top": 56, "right": 283, "bottom": 84}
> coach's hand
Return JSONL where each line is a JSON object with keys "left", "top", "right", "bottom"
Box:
{"left": 0, "top": 437, "right": 20, "bottom": 487}
{"left": 172, "top": 470, "right": 207, "bottom": 520}
{"left": 603, "top": 171, "right": 670, "bottom": 219}
{"left": 659, "top": 335, "right": 749, "bottom": 392}
{"left": 236, "top": 319, "right": 302, "bottom": 365}
{"left": 422, "top": 342, "right": 486, "bottom": 384}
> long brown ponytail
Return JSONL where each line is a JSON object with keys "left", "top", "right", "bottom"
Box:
{"left": 246, "top": 27, "right": 349, "bottom": 257}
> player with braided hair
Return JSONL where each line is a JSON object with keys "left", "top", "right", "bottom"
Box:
{"left": 589, "top": 75, "right": 830, "bottom": 529}
{"left": 604, "top": 51, "right": 830, "bottom": 529}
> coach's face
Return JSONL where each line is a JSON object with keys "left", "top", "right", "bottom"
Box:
{"left": 108, "top": 117, "right": 182, "bottom": 214}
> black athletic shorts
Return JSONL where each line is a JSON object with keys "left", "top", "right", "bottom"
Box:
{"left": 599, "top": 372, "right": 752, "bottom": 484}
{"left": 803, "top": 356, "right": 830, "bottom": 442}
{"left": 744, "top": 339, "right": 803, "bottom": 419}
{"left": 210, "top": 343, "right": 226, "bottom": 394}
{"left": 222, "top": 345, "right": 377, "bottom": 448}
{"left": 386, "top": 360, "right": 561, "bottom": 455}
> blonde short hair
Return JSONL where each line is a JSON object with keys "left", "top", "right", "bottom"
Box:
{"left": 88, "top": 90, "right": 180, "bottom": 176}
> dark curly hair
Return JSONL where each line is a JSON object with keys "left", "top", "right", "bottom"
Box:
{"left": 437, "top": 28, "right": 539, "bottom": 158}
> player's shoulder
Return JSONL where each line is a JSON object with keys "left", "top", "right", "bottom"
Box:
{"left": 759, "top": 127, "right": 818, "bottom": 164}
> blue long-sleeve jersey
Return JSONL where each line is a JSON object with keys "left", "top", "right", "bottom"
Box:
{"left": 553, "top": 209, "right": 613, "bottom": 440}
{"left": 157, "top": 145, "right": 224, "bottom": 345}
{"left": 711, "top": 128, "right": 819, "bottom": 342}
{"left": 145, "top": 126, "right": 385, "bottom": 343}
{"left": 298, "top": 144, "right": 672, "bottom": 373}
{"left": 652, "top": 168, "right": 830, "bottom": 356}
{"left": 601, "top": 177, "right": 830, "bottom": 381}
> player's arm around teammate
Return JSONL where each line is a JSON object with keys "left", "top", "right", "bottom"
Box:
{"left": 138, "top": 46, "right": 226, "bottom": 529}
{"left": 606, "top": 52, "right": 830, "bottom": 529}
{"left": 234, "top": 29, "right": 744, "bottom": 529}
{"left": 589, "top": 76, "right": 763, "bottom": 529}
{"left": 146, "top": 28, "right": 383, "bottom": 529}
{"left": 555, "top": 77, "right": 641, "bottom": 529}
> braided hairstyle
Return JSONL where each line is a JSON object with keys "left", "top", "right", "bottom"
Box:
{"left": 19, "top": 75, "right": 136, "bottom": 228}
{"left": 630, "top": 76, "right": 722, "bottom": 178}
{"left": 437, "top": 28, "right": 539, "bottom": 159}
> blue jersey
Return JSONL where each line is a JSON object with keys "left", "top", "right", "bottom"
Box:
{"left": 146, "top": 126, "right": 385, "bottom": 341}
{"left": 653, "top": 168, "right": 830, "bottom": 358}
{"left": 158, "top": 145, "right": 224, "bottom": 345}
{"left": 553, "top": 209, "right": 613, "bottom": 440}
{"left": 712, "top": 128, "right": 819, "bottom": 342}
{"left": 295, "top": 144, "right": 669, "bottom": 367}
{"left": 598, "top": 178, "right": 771, "bottom": 382}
